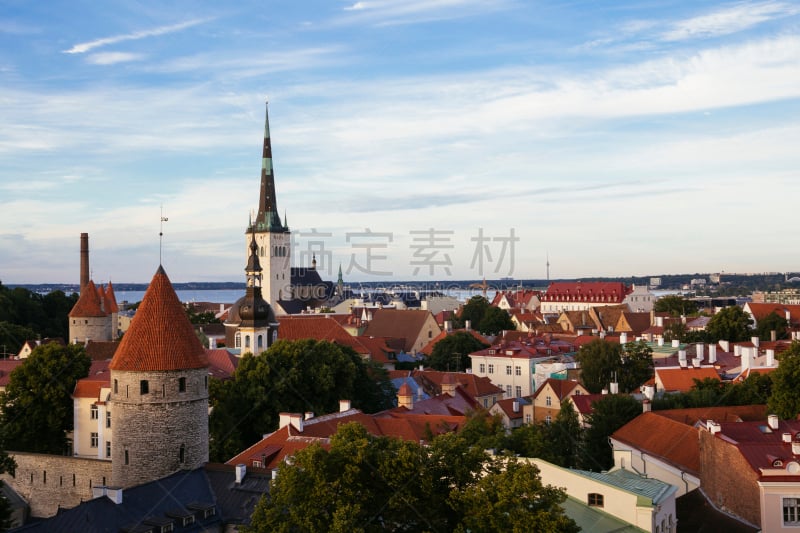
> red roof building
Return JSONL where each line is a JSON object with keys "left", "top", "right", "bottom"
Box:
{"left": 541, "top": 281, "right": 633, "bottom": 315}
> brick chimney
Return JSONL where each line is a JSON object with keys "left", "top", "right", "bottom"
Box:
{"left": 80, "top": 233, "right": 90, "bottom": 292}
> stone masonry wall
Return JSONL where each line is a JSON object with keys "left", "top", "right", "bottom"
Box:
{"left": 1, "top": 453, "right": 113, "bottom": 518}
{"left": 69, "top": 316, "right": 112, "bottom": 344}
{"left": 111, "top": 367, "right": 209, "bottom": 488}
{"left": 698, "top": 430, "right": 761, "bottom": 527}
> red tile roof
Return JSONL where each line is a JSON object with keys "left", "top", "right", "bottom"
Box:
{"left": 612, "top": 412, "right": 701, "bottom": 474}
{"left": 69, "top": 280, "right": 107, "bottom": 318}
{"left": 407, "top": 369, "right": 503, "bottom": 399}
{"left": 533, "top": 378, "right": 585, "bottom": 400}
{"left": 542, "top": 281, "right": 632, "bottom": 303}
{"left": 419, "top": 328, "right": 489, "bottom": 356}
{"left": 362, "top": 309, "right": 440, "bottom": 353}
{"left": 109, "top": 266, "right": 208, "bottom": 372}
{"left": 206, "top": 348, "right": 239, "bottom": 380}
{"left": 0, "top": 360, "right": 24, "bottom": 387}
{"left": 105, "top": 281, "right": 119, "bottom": 313}
{"left": 656, "top": 367, "right": 721, "bottom": 392}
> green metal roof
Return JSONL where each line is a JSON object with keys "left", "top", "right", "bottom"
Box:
{"left": 575, "top": 467, "right": 677, "bottom": 506}
{"left": 561, "top": 496, "right": 646, "bottom": 533}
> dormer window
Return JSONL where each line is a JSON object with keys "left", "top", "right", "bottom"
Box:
{"left": 773, "top": 459, "right": 784, "bottom": 467}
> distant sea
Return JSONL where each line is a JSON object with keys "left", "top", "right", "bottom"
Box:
{"left": 117, "top": 289, "right": 244, "bottom": 305}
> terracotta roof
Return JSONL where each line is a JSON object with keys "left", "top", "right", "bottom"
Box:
{"left": 85, "top": 340, "right": 119, "bottom": 361}
{"left": 73, "top": 360, "right": 111, "bottom": 398}
{"left": 278, "top": 316, "right": 389, "bottom": 360}
{"left": 69, "top": 280, "right": 107, "bottom": 318}
{"left": 105, "top": 282, "right": 119, "bottom": 313}
{"left": 612, "top": 411, "right": 702, "bottom": 474}
{"left": 655, "top": 405, "right": 768, "bottom": 426}
{"left": 492, "top": 397, "right": 527, "bottom": 420}
{"left": 109, "top": 266, "right": 208, "bottom": 372}
{"left": 618, "top": 312, "right": 652, "bottom": 335}
{"left": 354, "top": 336, "right": 397, "bottom": 364}
{"left": 655, "top": 366, "right": 721, "bottom": 392}
{"left": 542, "top": 282, "right": 632, "bottom": 303}
{"left": 746, "top": 302, "right": 800, "bottom": 326}
{"left": 362, "top": 309, "right": 440, "bottom": 353}
{"left": 410, "top": 369, "right": 503, "bottom": 399}
{"left": 568, "top": 393, "right": 607, "bottom": 416}
{"left": 533, "top": 378, "right": 585, "bottom": 400}
{"left": 206, "top": 348, "right": 239, "bottom": 380}
{"left": 0, "top": 360, "right": 24, "bottom": 387}
{"left": 710, "top": 418, "right": 800, "bottom": 479}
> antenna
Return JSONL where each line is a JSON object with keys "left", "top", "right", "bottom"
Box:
{"left": 546, "top": 252, "right": 550, "bottom": 282}
{"left": 159, "top": 205, "right": 169, "bottom": 264}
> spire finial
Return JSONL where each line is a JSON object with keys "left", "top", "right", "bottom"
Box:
{"left": 160, "top": 205, "right": 169, "bottom": 264}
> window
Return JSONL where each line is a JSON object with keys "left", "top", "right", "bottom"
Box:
{"left": 479, "top": 363, "right": 486, "bottom": 373}
{"left": 588, "top": 493, "right": 604, "bottom": 507}
{"left": 506, "top": 365, "right": 512, "bottom": 375}
{"left": 785, "top": 497, "right": 800, "bottom": 525}
{"left": 515, "top": 385, "right": 522, "bottom": 398}
{"left": 515, "top": 366, "right": 521, "bottom": 376}
{"left": 488, "top": 364, "right": 494, "bottom": 374}
{"left": 106, "top": 411, "right": 111, "bottom": 428}
{"left": 124, "top": 450, "right": 129, "bottom": 465}
{"left": 113, "top": 379, "right": 118, "bottom": 394}
{"left": 525, "top": 414, "right": 532, "bottom": 424}
{"left": 140, "top": 380, "right": 149, "bottom": 395}
{"left": 235, "top": 332, "right": 241, "bottom": 348}
{"left": 179, "top": 377, "right": 186, "bottom": 393}
{"left": 179, "top": 444, "right": 185, "bottom": 464}
{"left": 546, "top": 395, "right": 552, "bottom": 407}
{"left": 483, "top": 398, "right": 488, "bottom": 408}
{"left": 506, "top": 385, "right": 512, "bottom": 396}
{"left": 90, "top": 432, "right": 99, "bottom": 448}
{"left": 90, "top": 405, "right": 98, "bottom": 419}
{"left": 106, "top": 441, "right": 111, "bottom": 458}
{"left": 545, "top": 415, "right": 552, "bottom": 424}
{"left": 182, "top": 516, "right": 195, "bottom": 527}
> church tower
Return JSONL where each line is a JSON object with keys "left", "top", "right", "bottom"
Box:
{"left": 109, "top": 265, "right": 209, "bottom": 488}
{"left": 247, "top": 103, "right": 291, "bottom": 312}
{"left": 224, "top": 233, "right": 278, "bottom": 354}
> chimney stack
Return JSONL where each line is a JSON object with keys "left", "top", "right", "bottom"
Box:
{"left": 80, "top": 233, "right": 90, "bottom": 292}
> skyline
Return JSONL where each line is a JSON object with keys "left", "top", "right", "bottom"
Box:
{"left": 2, "top": 1, "right": 799, "bottom": 284}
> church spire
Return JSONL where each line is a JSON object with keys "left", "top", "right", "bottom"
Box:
{"left": 255, "top": 101, "right": 285, "bottom": 232}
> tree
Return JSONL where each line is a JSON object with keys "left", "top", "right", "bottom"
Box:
{"left": 706, "top": 305, "right": 753, "bottom": 342}
{"left": 245, "top": 422, "right": 577, "bottom": 533}
{"left": 768, "top": 342, "right": 800, "bottom": 419}
{"left": 654, "top": 295, "right": 698, "bottom": 317}
{"left": 544, "top": 400, "right": 583, "bottom": 468}
{"left": 576, "top": 339, "right": 622, "bottom": 394}
{"left": 755, "top": 311, "right": 789, "bottom": 341}
{"left": 209, "top": 339, "right": 396, "bottom": 462}
{"left": 456, "top": 296, "right": 489, "bottom": 330}
{"left": 0, "top": 322, "right": 36, "bottom": 358}
{"left": 426, "top": 331, "right": 488, "bottom": 371}
{"left": 0, "top": 343, "right": 91, "bottom": 453}
{"left": 479, "top": 306, "right": 515, "bottom": 336}
{"left": 618, "top": 340, "right": 654, "bottom": 394}
{"left": 580, "top": 394, "right": 641, "bottom": 471}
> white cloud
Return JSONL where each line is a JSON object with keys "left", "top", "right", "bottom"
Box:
{"left": 63, "top": 18, "right": 210, "bottom": 54}
{"left": 662, "top": 1, "right": 800, "bottom": 41}
{"left": 86, "top": 52, "right": 143, "bottom": 65}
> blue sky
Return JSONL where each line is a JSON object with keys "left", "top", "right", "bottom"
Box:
{"left": 1, "top": 1, "right": 799, "bottom": 284}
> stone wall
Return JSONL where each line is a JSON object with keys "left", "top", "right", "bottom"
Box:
{"left": 698, "top": 429, "right": 761, "bottom": 527}
{"left": 69, "top": 315, "right": 112, "bottom": 344}
{"left": 111, "top": 367, "right": 209, "bottom": 487}
{"left": 1, "top": 452, "right": 113, "bottom": 518}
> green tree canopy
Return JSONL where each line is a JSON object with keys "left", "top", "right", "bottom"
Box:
{"left": 209, "top": 339, "right": 396, "bottom": 462}
{"left": 245, "top": 422, "right": 577, "bottom": 533}
{"left": 706, "top": 305, "right": 753, "bottom": 343}
{"left": 654, "top": 295, "right": 699, "bottom": 317}
{"left": 768, "top": 342, "right": 800, "bottom": 419}
{"left": 479, "top": 306, "right": 516, "bottom": 336}
{"left": 576, "top": 339, "right": 653, "bottom": 394}
{"left": 0, "top": 343, "right": 91, "bottom": 454}
{"left": 456, "top": 296, "right": 489, "bottom": 329}
{"left": 580, "top": 394, "right": 642, "bottom": 471}
{"left": 426, "top": 331, "right": 488, "bottom": 371}
{"left": 755, "top": 311, "right": 789, "bottom": 341}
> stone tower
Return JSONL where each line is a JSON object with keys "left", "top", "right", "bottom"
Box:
{"left": 224, "top": 234, "right": 278, "bottom": 354}
{"left": 109, "top": 265, "right": 209, "bottom": 488}
{"left": 69, "top": 233, "right": 115, "bottom": 343}
{"left": 246, "top": 102, "right": 291, "bottom": 311}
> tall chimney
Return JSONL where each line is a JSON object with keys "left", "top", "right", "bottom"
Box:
{"left": 80, "top": 233, "right": 90, "bottom": 292}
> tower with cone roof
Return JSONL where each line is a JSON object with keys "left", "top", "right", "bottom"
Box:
{"left": 247, "top": 103, "right": 291, "bottom": 312}
{"left": 69, "top": 233, "right": 116, "bottom": 343}
{"left": 109, "top": 265, "right": 209, "bottom": 488}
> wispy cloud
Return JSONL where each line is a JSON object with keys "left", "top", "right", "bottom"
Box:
{"left": 86, "top": 52, "right": 143, "bottom": 65}
{"left": 338, "top": 0, "right": 512, "bottom": 26}
{"left": 663, "top": 1, "right": 800, "bottom": 41}
{"left": 63, "top": 18, "right": 209, "bottom": 54}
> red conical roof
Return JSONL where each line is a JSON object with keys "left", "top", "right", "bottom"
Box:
{"left": 69, "top": 280, "right": 107, "bottom": 318}
{"left": 110, "top": 266, "right": 207, "bottom": 372}
{"left": 105, "top": 281, "right": 119, "bottom": 313}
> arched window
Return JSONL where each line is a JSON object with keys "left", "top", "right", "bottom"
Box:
{"left": 257, "top": 335, "right": 263, "bottom": 349}
{"left": 113, "top": 379, "right": 118, "bottom": 394}
{"left": 235, "top": 332, "right": 241, "bottom": 348}
{"left": 245, "top": 335, "right": 251, "bottom": 349}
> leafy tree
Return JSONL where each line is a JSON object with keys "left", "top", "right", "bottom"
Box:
{"left": 426, "top": 331, "right": 488, "bottom": 371}
{"left": 456, "top": 296, "right": 489, "bottom": 330}
{"left": 706, "top": 305, "right": 753, "bottom": 343}
{"left": 0, "top": 321, "right": 36, "bottom": 358}
{"left": 576, "top": 339, "right": 622, "bottom": 393}
{"left": 576, "top": 339, "right": 652, "bottom": 394}
{"left": 502, "top": 423, "right": 553, "bottom": 461}
{"left": 245, "top": 422, "right": 577, "bottom": 533}
{"left": 209, "top": 339, "right": 396, "bottom": 462}
{"left": 654, "top": 295, "right": 699, "bottom": 317}
{"left": 545, "top": 400, "right": 583, "bottom": 468}
{"left": 457, "top": 409, "right": 506, "bottom": 451}
{"left": 479, "top": 306, "right": 515, "bottom": 336}
{"left": 580, "top": 394, "right": 641, "bottom": 471}
{"left": 0, "top": 343, "right": 91, "bottom": 453}
{"left": 755, "top": 311, "right": 789, "bottom": 341}
{"left": 768, "top": 342, "right": 800, "bottom": 419}
{"left": 184, "top": 303, "right": 221, "bottom": 325}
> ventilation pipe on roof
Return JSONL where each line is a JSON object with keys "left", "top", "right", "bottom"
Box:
{"left": 709, "top": 344, "right": 717, "bottom": 364}
{"left": 672, "top": 339, "right": 680, "bottom": 348}
{"left": 768, "top": 414, "right": 780, "bottom": 430}
{"left": 772, "top": 330, "right": 777, "bottom": 342}
{"left": 235, "top": 464, "right": 246, "bottom": 484}
{"left": 696, "top": 343, "right": 704, "bottom": 361}
{"left": 620, "top": 332, "right": 627, "bottom": 345}
{"left": 465, "top": 320, "right": 471, "bottom": 331}
{"left": 609, "top": 382, "right": 619, "bottom": 394}
{"left": 512, "top": 400, "right": 519, "bottom": 413}
{"left": 657, "top": 338, "right": 664, "bottom": 347}
{"left": 734, "top": 345, "right": 742, "bottom": 357}
{"left": 656, "top": 316, "right": 664, "bottom": 327}
{"left": 679, "top": 359, "right": 687, "bottom": 368}
{"left": 719, "top": 340, "right": 730, "bottom": 352}
{"left": 678, "top": 350, "right": 687, "bottom": 363}
{"left": 692, "top": 358, "right": 701, "bottom": 368}
{"left": 339, "top": 399, "right": 351, "bottom": 412}
{"left": 784, "top": 433, "right": 793, "bottom": 444}
{"left": 767, "top": 349, "right": 776, "bottom": 367}
{"left": 642, "top": 399, "right": 651, "bottom": 413}
{"left": 793, "top": 442, "right": 800, "bottom": 456}
{"left": 752, "top": 336, "right": 760, "bottom": 349}
{"left": 708, "top": 421, "right": 721, "bottom": 435}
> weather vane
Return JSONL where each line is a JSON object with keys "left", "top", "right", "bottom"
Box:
{"left": 160, "top": 205, "right": 169, "bottom": 264}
